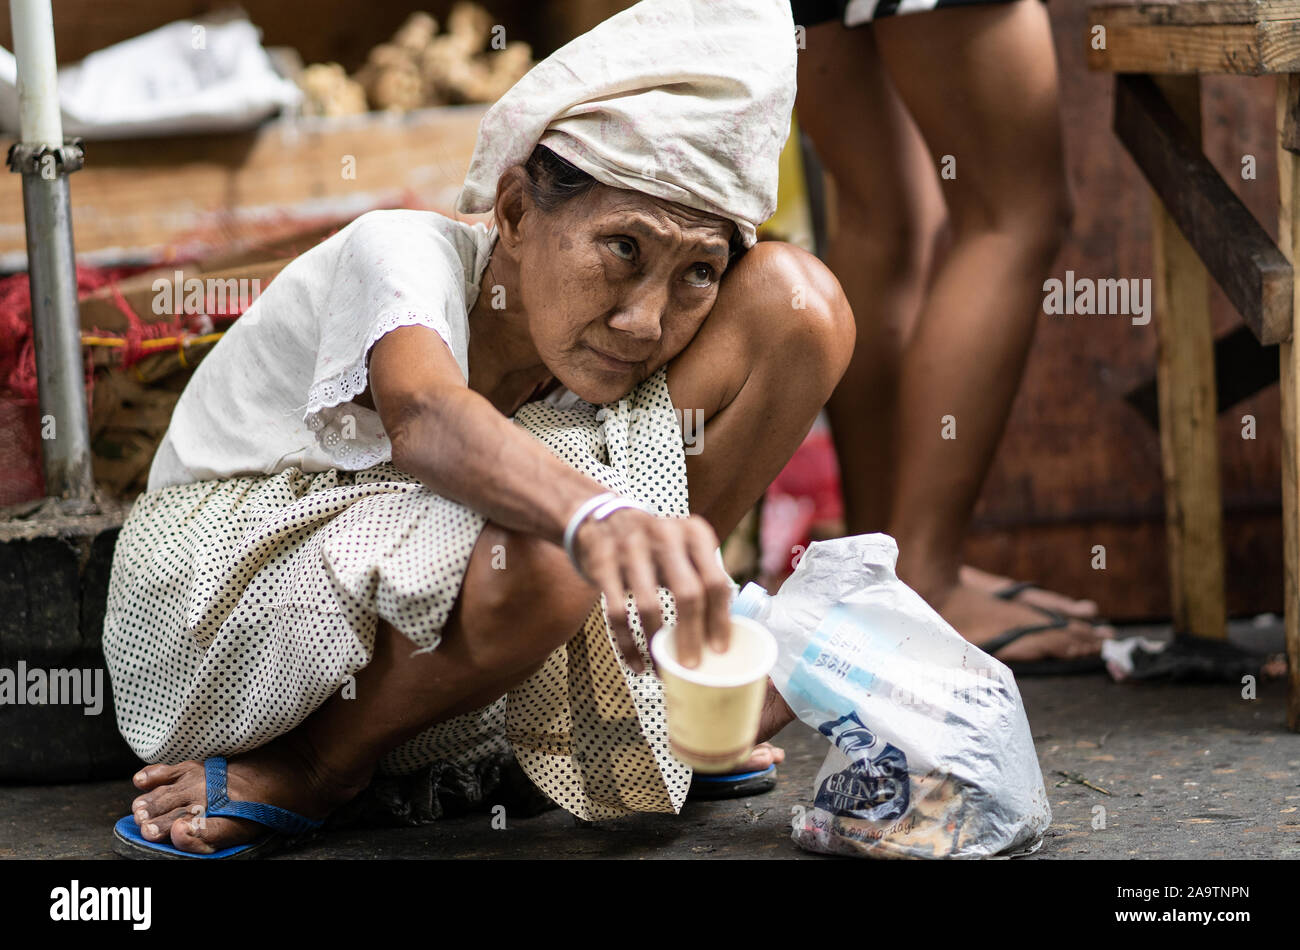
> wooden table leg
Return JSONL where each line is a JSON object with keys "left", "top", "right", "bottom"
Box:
{"left": 1276, "top": 75, "right": 1300, "bottom": 731}
{"left": 1150, "top": 75, "right": 1228, "bottom": 642}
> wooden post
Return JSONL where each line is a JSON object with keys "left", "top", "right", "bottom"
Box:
{"left": 1150, "top": 74, "right": 1229, "bottom": 642}
{"left": 1276, "top": 74, "right": 1300, "bottom": 731}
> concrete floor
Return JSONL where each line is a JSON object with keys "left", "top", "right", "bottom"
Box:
{"left": 3, "top": 624, "right": 1299, "bottom": 860}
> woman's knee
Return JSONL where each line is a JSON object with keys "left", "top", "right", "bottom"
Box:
{"left": 453, "top": 522, "right": 596, "bottom": 675}
{"left": 871, "top": 2, "right": 1072, "bottom": 263}
{"left": 945, "top": 170, "right": 1073, "bottom": 267}
{"left": 724, "top": 241, "right": 857, "bottom": 387}
{"left": 832, "top": 196, "right": 939, "bottom": 292}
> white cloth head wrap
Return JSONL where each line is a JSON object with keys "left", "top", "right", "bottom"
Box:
{"left": 456, "top": 0, "right": 796, "bottom": 247}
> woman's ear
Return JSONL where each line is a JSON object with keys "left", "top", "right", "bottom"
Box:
{"left": 493, "top": 165, "right": 531, "bottom": 251}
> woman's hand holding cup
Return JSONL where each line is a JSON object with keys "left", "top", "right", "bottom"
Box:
{"left": 567, "top": 497, "right": 733, "bottom": 674}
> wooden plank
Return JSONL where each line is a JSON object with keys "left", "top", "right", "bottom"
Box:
{"left": 78, "top": 259, "right": 293, "bottom": 334}
{"left": 72, "top": 222, "right": 343, "bottom": 335}
{"left": 1115, "top": 74, "right": 1293, "bottom": 343}
{"left": 186, "top": 220, "right": 350, "bottom": 272}
{"left": 1087, "top": 21, "right": 1300, "bottom": 74}
{"left": 1092, "top": 1, "right": 1300, "bottom": 27}
{"left": 0, "top": 104, "right": 490, "bottom": 266}
{"left": 1124, "top": 324, "right": 1282, "bottom": 427}
{"left": 1150, "top": 75, "right": 1230, "bottom": 641}
{"left": 1283, "top": 81, "right": 1300, "bottom": 148}
{"left": 1275, "top": 74, "right": 1300, "bottom": 730}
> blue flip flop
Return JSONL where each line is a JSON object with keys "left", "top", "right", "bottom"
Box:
{"left": 687, "top": 764, "right": 778, "bottom": 801}
{"left": 111, "top": 756, "right": 324, "bottom": 860}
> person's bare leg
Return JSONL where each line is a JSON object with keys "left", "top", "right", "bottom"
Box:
{"left": 797, "top": 21, "right": 1097, "bottom": 627}
{"left": 796, "top": 23, "right": 942, "bottom": 536}
{"left": 869, "top": 0, "right": 1109, "bottom": 660}
{"left": 129, "top": 522, "right": 603, "bottom": 854}
{"left": 666, "top": 240, "right": 855, "bottom": 753}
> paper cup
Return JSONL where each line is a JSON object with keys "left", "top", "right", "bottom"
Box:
{"left": 650, "top": 616, "right": 778, "bottom": 773}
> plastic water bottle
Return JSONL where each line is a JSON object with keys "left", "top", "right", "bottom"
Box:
{"left": 730, "top": 581, "right": 772, "bottom": 622}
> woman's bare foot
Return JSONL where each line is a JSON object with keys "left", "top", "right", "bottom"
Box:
{"left": 739, "top": 741, "right": 785, "bottom": 771}
{"left": 960, "top": 564, "right": 1099, "bottom": 621}
{"left": 928, "top": 577, "right": 1113, "bottom": 664}
{"left": 737, "top": 680, "right": 796, "bottom": 771}
{"left": 127, "top": 735, "right": 369, "bottom": 855}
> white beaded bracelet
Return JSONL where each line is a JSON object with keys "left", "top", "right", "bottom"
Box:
{"left": 563, "top": 491, "right": 654, "bottom": 582}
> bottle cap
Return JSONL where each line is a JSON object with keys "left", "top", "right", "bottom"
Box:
{"left": 730, "top": 581, "right": 770, "bottom": 619}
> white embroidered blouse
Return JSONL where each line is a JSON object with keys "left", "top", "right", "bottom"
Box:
{"left": 147, "top": 209, "right": 579, "bottom": 491}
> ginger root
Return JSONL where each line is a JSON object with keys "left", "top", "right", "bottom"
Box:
{"left": 297, "top": 62, "right": 368, "bottom": 117}
{"left": 392, "top": 11, "right": 438, "bottom": 54}
{"left": 446, "top": 2, "right": 495, "bottom": 55}
{"left": 316, "top": 4, "right": 534, "bottom": 114}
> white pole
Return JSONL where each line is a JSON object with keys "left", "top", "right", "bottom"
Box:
{"left": 9, "top": 0, "right": 63, "bottom": 148}
{"left": 6, "top": 0, "right": 94, "bottom": 506}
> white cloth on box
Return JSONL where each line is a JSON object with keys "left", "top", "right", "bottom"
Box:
{"left": 147, "top": 209, "right": 581, "bottom": 491}
{"left": 456, "top": 0, "right": 798, "bottom": 247}
{"left": 0, "top": 16, "right": 301, "bottom": 140}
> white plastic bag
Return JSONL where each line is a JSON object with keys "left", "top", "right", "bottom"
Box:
{"left": 731, "top": 533, "right": 1050, "bottom": 858}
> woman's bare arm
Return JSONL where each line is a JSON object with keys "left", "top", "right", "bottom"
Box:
{"left": 362, "top": 324, "right": 733, "bottom": 669}
{"left": 366, "top": 325, "right": 600, "bottom": 546}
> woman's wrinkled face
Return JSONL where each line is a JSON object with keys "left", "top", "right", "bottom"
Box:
{"left": 513, "top": 182, "right": 735, "bottom": 405}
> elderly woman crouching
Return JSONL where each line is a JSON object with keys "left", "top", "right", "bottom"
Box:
{"left": 104, "top": 0, "right": 852, "bottom": 858}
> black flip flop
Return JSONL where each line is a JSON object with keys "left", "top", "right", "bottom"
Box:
{"left": 993, "top": 581, "right": 1113, "bottom": 631}
{"left": 979, "top": 606, "right": 1107, "bottom": 676}
{"left": 991, "top": 580, "right": 1041, "bottom": 602}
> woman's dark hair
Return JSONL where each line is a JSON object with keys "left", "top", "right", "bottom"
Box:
{"left": 522, "top": 144, "right": 600, "bottom": 212}
{"left": 522, "top": 144, "right": 748, "bottom": 265}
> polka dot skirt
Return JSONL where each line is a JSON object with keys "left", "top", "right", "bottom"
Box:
{"left": 102, "top": 365, "right": 693, "bottom": 820}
